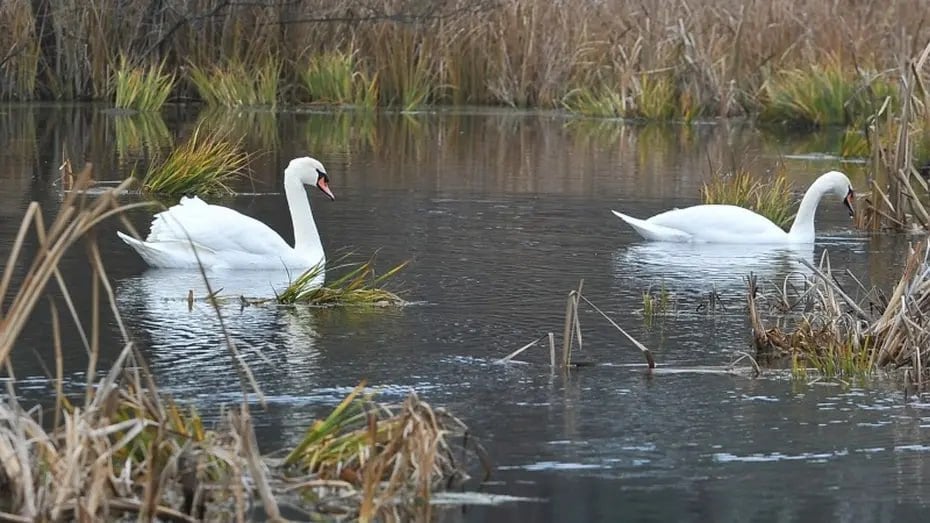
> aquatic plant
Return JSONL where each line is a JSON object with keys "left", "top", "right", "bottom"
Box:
{"left": 760, "top": 62, "right": 897, "bottom": 128}
{"left": 642, "top": 283, "right": 674, "bottom": 328}
{"left": 701, "top": 168, "right": 797, "bottom": 229}
{"left": 301, "top": 50, "right": 380, "bottom": 109}
{"left": 188, "top": 57, "right": 280, "bottom": 108}
{"left": 141, "top": 125, "right": 249, "bottom": 196}
{"left": 277, "top": 255, "right": 408, "bottom": 306}
{"left": 562, "top": 83, "right": 627, "bottom": 118}
{"left": 113, "top": 55, "right": 176, "bottom": 112}
{"left": 747, "top": 240, "right": 930, "bottom": 381}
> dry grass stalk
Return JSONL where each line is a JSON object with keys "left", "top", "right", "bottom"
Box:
{"left": 747, "top": 242, "right": 930, "bottom": 380}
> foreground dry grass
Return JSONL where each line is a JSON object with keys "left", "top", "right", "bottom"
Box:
{"left": 1, "top": 0, "right": 927, "bottom": 116}
{"left": 0, "top": 173, "right": 480, "bottom": 520}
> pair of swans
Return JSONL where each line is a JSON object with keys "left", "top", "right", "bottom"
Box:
{"left": 119, "top": 164, "right": 855, "bottom": 271}
{"left": 612, "top": 170, "right": 855, "bottom": 244}
{"left": 118, "top": 157, "right": 334, "bottom": 270}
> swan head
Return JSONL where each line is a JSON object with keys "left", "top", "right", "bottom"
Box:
{"left": 822, "top": 170, "right": 855, "bottom": 218}
{"left": 287, "top": 156, "right": 335, "bottom": 201}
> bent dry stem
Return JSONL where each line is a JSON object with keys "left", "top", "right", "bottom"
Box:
{"left": 747, "top": 242, "right": 930, "bottom": 382}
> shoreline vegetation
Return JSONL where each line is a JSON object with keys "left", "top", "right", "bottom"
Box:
{"left": 0, "top": 0, "right": 923, "bottom": 120}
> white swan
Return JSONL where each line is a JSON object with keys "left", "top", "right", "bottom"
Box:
{"left": 611, "top": 170, "right": 855, "bottom": 244}
{"left": 117, "top": 156, "right": 334, "bottom": 269}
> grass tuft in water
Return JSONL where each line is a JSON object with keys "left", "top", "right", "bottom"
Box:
{"left": 642, "top": 282, "right": 673, "bottom": 328}
{"left": 189, "top": 57, "right": 280, "bottom": 108}
{"left": 277, "top": 255, "right": 408, "bottom": 306}
{"left": 141, "top": 125, "right": 249, "bottom": 196}
{"left": 301, "top": 50, "right": 379, "bottom": 109}
{"left": 702, "top": 168, "right": 797, "bottom": 229}
{"left": 113, "top": 55, "right": 176, "bottom": 112}
{"left": 562, "top": 83, "right": 626, "bottom": 117}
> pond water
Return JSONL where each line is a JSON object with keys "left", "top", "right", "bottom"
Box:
{"left": 2, "top": 105, "right": 930, "bottom": 522}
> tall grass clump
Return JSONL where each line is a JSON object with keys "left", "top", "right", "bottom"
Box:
{"left": 277, "top": 256, "right": 408, "bottom": 306}
{"left": 189, "top": 58, "right": 280, "bottom": 108}
{"left": 562, "top": 83, "right": 627, "bottom": 118}
{"left": 701, "top": 169, "right": 797, "bottom": 229}
{"left": 301, "top": 50, "right": 379, "bottom": 108}
{"left": 113, "top": 56, "right": 175, "bottom": 112}
{"left": 761, "top": 62, "right": 898, "bottom": 128}
{"left": 141, "top": 126, "right": 249, "bottom": 196}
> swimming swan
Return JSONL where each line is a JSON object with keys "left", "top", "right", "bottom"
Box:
{"left": 118, "top": 156, "right": 334, "bottom": 269}
{"left": 611, "top": 170, "right": 855, "bottom": 244}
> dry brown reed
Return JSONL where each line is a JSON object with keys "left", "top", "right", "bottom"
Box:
{"left": 856, "top": 41, "right": 930, "bottom": 231}
{"left": 1, "top": 0, "right": 928, "bottom": 115}
{"left": 748, "top": 243, "right": 930, "bottom": 381}
{"left": 500, "top": 280, "right": 655, "bottom": 370}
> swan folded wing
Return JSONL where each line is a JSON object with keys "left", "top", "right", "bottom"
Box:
{"left": 147, "top": 198, "right": 293, "bottom": 256}
{"left": 647, "top": 205, "right": 787, "bottom": 242}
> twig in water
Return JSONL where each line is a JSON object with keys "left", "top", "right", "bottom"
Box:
{"left": 577, "top": 295, "right": 655, "bottom": 369}
{"left": 497, "top": 334, "right": 548, "bottom": 363}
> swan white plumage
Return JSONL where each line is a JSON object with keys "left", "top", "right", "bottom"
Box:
{"left": 117, "top": 156, "right": 334, "bottom": 269}
{"left": 611, "top": 170, "right": 855, "bottom": 244}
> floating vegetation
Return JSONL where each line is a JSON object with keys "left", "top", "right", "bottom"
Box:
{"left": 188, "top": 58, "right": 280, "bottom": 108}
{"left": 701, "top": 168, "right": 797, "bottom": 229}
{"left": 141, "top": 125, "right": 249, "bottom": 196}
{"left": 113, "top": 55, "right": 176, "bottom": 112}
{"left": 0, "top": 174, "right": 480, "bottom": 520}
{"left": 277, "top": 256, "right": 409, "bottom": 306}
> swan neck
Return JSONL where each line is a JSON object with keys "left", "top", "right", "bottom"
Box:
{"left": 284, "top": 170, "right": 321, "bottom": 256}
{"left": 788, "top": 178, "right": 829, "bottom": 241}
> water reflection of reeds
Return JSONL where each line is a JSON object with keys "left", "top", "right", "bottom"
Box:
{"left": 197, "top": 109, "right": 280, "bottom": 152}
{"left": 113, "top": 112, "right": 173, "bottom": 163}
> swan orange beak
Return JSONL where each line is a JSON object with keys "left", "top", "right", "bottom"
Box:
{"left": 844, "top": 188, "right": 855, "bottom": 218}
{"left": 317, "top": 177, "right": 335, "bottom": 201}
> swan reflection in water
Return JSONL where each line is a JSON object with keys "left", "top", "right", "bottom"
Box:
{"left": 116, "top": 269, "right": 322, "bottom": 402}
{"left": 612, "top": 242, "right": 816, "bottom": 300}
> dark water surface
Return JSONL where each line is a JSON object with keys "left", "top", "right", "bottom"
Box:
{"left": 2, "top": 106, "right": 930, "bottom": 522}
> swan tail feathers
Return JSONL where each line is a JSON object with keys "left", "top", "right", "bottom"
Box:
{"left": 117, "top": 230, "right": 216, "bottom": 268}
{"left": 611, "top": 210, "right": 692, "bottom": 242}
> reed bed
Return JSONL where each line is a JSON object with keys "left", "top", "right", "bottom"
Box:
{"left": 0, "top": 0, "right": 927, "bottom": 120}
{"left": 141, "top": 125, "right": 249, "bottom": 196}
{"left": 188, "top": 58, "right": 280, "bottom": 109}
{"left": 0, "top": 168, "right": 478, "bottom": 520}
{"left": 701, "top": 168, "right": 797, "bottom": 229}
{"left": 748, "top": 242, "right": 930, "bottom": 381}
